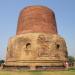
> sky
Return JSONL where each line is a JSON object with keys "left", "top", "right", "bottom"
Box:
{"left": 0, "top": 0, "right": 75, "bottom": 59}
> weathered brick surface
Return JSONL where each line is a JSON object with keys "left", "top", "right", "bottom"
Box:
{"left": 16, "top": 6, "right": 57, "bottom": 35}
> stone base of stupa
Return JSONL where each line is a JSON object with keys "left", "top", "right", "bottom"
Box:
{"left": 4, "top": 33, "right": 68, "bottom": 70}
{"left": 3, "top": 60, "right": 66, "bottom": 70}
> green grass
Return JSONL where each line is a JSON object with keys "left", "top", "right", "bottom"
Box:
{"left": 0, "top": 70, "right": 75, "bottom": 75}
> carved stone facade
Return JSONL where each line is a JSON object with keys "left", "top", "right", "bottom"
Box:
{"left": 5, "top": 33, "right": 68, "bottom": 69}
{"left": 5, "top": 6, "right": 68, "bottom": 70}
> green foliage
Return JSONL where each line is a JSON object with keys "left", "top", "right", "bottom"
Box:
{"left": 68, "top": 56, "right": 75, "bottom": 66}
{"left": 68, "top": 56, "right": 75, "bottom": 62}
{"left": 68, "top": 67, "right": 75, "bottom": 71}
{"left": 0, "top": 60, "right": 4, "bottom": 64}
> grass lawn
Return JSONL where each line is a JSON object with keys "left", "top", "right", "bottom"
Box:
{"left": 0, "top": 70, "right": 75, "bottom": 75}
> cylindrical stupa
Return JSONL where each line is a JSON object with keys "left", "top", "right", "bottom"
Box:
{"left": 5, "top": 6, "right": 68, "bottom": 70}
{"left": 16, "top": 6, "right": 58, "bottom": 35}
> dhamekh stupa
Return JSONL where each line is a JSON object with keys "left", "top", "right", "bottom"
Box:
{"left": 5, "top": 6, "right": 68, "bottom": 70}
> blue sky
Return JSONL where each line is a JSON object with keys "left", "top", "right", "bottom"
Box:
{"left": 0, "top": 0, "right": 75, "bottom": 59}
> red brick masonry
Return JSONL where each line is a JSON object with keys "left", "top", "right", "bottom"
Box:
{"left": 16, "top": 6, "right": 58, "bottom": 35}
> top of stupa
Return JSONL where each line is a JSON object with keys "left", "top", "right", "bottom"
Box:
{"left": 16, "top": 6, "right": 58, "bottom": 35}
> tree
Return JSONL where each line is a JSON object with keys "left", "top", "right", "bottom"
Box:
{"left": 68, "top": 56, "right": 75, "bottom": 67}
{"left": 0, "top": 60, "right": 4, "bottom": 64}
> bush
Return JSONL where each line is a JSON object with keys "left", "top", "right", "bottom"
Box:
{"left": 0, "top": 60, "right": 4, "bottom": 64}
{"left": 68, "top": 67, "right": 75, "bottom": 71}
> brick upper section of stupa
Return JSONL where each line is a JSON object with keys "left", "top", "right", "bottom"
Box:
{"left": 16, "top": 6, "right": 58, "bottom": 35}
